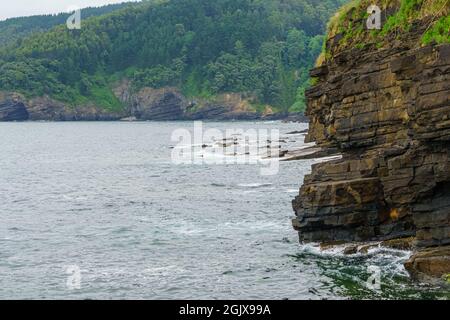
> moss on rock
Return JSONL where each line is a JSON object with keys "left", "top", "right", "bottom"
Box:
{"left": 317, "top": 0, "right": 449, "bottom": 66}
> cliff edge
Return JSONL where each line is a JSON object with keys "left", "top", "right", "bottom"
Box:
{"left": 292, "top": 0, "right": 449, "bottom": 281}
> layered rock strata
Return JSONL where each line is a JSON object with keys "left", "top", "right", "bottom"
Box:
{"left": 0, "top": 86, "right": 307, "bottom": 122}
{"left": 0, "top": 92, "right": 28, "bottom": 121}
{"left": 292, "top": 22, "right": 450, "bottom": 279}
{"left": 0, "top": 92, "right": 124, "bottom": 121}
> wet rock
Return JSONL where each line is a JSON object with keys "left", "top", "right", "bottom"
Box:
{"left": 358, "top": 244, "right": 380, "bottom": 254}
{"left": 358, "top": 246, "right": 370, "bottom": 254}
{"left": 343, "top": 245, "right": 358, "bottom": 255}
{"left": 381, "top": 237, "right": 415, "bottom": 251}
{"left": 286, "top": 129, "right": 309, "bottom": 135}
{"left": 405, "top": 246, "right": 450, "bottom": 281}
{"left": 319, "top": 240, "right": 346, "bottom": 251}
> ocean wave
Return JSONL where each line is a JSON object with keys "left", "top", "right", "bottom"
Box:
{"left": 237, "top": 183, "right": 273, "bottom": 188}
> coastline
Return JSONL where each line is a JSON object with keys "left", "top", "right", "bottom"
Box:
{"left": 0, "top": 90, "right": 308, "bottom": 123}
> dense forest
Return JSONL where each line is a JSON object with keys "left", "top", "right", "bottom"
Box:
{"left": 0, "top": 0, "right": 347, "bottom": 113}
{"left": 0, "top": 2, "right": 138, "bottom": 47}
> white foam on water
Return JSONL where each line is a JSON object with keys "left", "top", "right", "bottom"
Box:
{"left": 143, "top": 265, "right": 186, "bottom": 277}
{"left": 172, "top": 143, "right": 209, "bottom": 149}
{"left": 297, "top": 242, "right": 414, "bottom": 280}
{"left": 237, "top": 183, "right": 273, "bottom": 188}
{"left": 222, "top": 220, "right": 280, "bottom": 230}
{"left": 298, "top": 242, "right": 411, "bottom": 260}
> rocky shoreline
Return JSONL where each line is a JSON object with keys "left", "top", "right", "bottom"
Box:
{"left": 292, "top": 19, "right": 450, "bottom": 283}
{"left": 0, "top": 88, "right": 308, "bottom": 122}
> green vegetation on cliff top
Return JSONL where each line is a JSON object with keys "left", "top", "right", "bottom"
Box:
{"left": 317, "top": 0, "right": 449, "bottom": 65}
{"left": 0, "top": 0, "right": 347, "bottom": 113}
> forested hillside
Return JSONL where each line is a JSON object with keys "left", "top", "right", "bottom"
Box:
{"left": 0, "top": 2, "right": 137, "bottom": 47}
{"left": 0, "top": 0, "right": 347, "bottom": 113}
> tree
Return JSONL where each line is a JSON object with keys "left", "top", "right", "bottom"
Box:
{"left": 0, "top": 0, "right": 346, "bottom": 112}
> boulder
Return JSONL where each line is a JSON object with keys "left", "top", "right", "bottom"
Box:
{"left": 405, "top": 246, "right": 450, "bottom": 281}
{"left": 343, "top": 245, "right": 358, "bottom": 255}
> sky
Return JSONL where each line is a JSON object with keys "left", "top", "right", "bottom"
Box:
{"left": 0, "top": 0, "right": 140, "bottom": 21}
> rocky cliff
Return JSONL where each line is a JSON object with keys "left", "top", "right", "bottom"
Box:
{"left": 0, "top": 92, "right": 124, "bottom": 121}
{"left": 292, "top": 2, "right": 449, "bottom": 281}
{"left": 113, "top": 81, "right": 271, "bottom": 121}
{"left": 0, "top": 92, "right": 28, "bottom": 121}
{"left": 0, "top": 86, "right": 305, "bottom": 122}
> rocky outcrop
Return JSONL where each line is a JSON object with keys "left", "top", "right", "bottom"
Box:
{"left": 129, "top": 87, "right": 188, "bottom": 121}
{"left": 1, "top": 83, "right": 308, "bottom": 122}
{"left": 0, "top": 92, "right": 125, "bottom": 121}
{"left": 27, "top": 96, "right": 124, "bottom": 121}
{"left": 292, "top": 19, "right": 450, "bottom": 280}
{"left": 405, "top": 246, "right": 450, "bottom": 282}
{"left": 186, "top": 104, "right": 260, "bottom": 120}
{"left": 0, "top": 92, "right": 28, "bottom": 121}
{"left": 185, "top": 93, "right": 261, "bottom": 121}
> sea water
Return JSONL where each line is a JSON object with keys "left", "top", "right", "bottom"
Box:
{"left": 0, "top": 121, "right": 448, "bottom": 299}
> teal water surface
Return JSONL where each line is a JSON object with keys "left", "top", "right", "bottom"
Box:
{"left": 0, "top": 122, "right": 448, "bottom": 299}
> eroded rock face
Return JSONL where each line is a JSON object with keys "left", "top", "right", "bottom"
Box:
{"left": 185, "top": 93, "right": 261, "bottom": 121}
{"left": 0, "top": 92, "right": 125, "bottom": 121}
{"left": 0, "top": 92, "right": 28, "bottom": 121}
{"left": 113, "top": 83, "right": 284, "bottom": 121}
{"left": 130, "top": 87, "right": 188, "bottom": 121}
{"left": 27, "top": 96, "right": 124, "bottom": 121}
{"left": 1, "top": 84, "right": 308, "bottom": 122}
{"left": 292, "top": 23, "right": 450, "bottom": 278}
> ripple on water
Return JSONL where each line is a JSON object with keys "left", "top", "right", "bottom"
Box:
{"left": 0, "top": 122, "right": 448, "bottom": 300}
